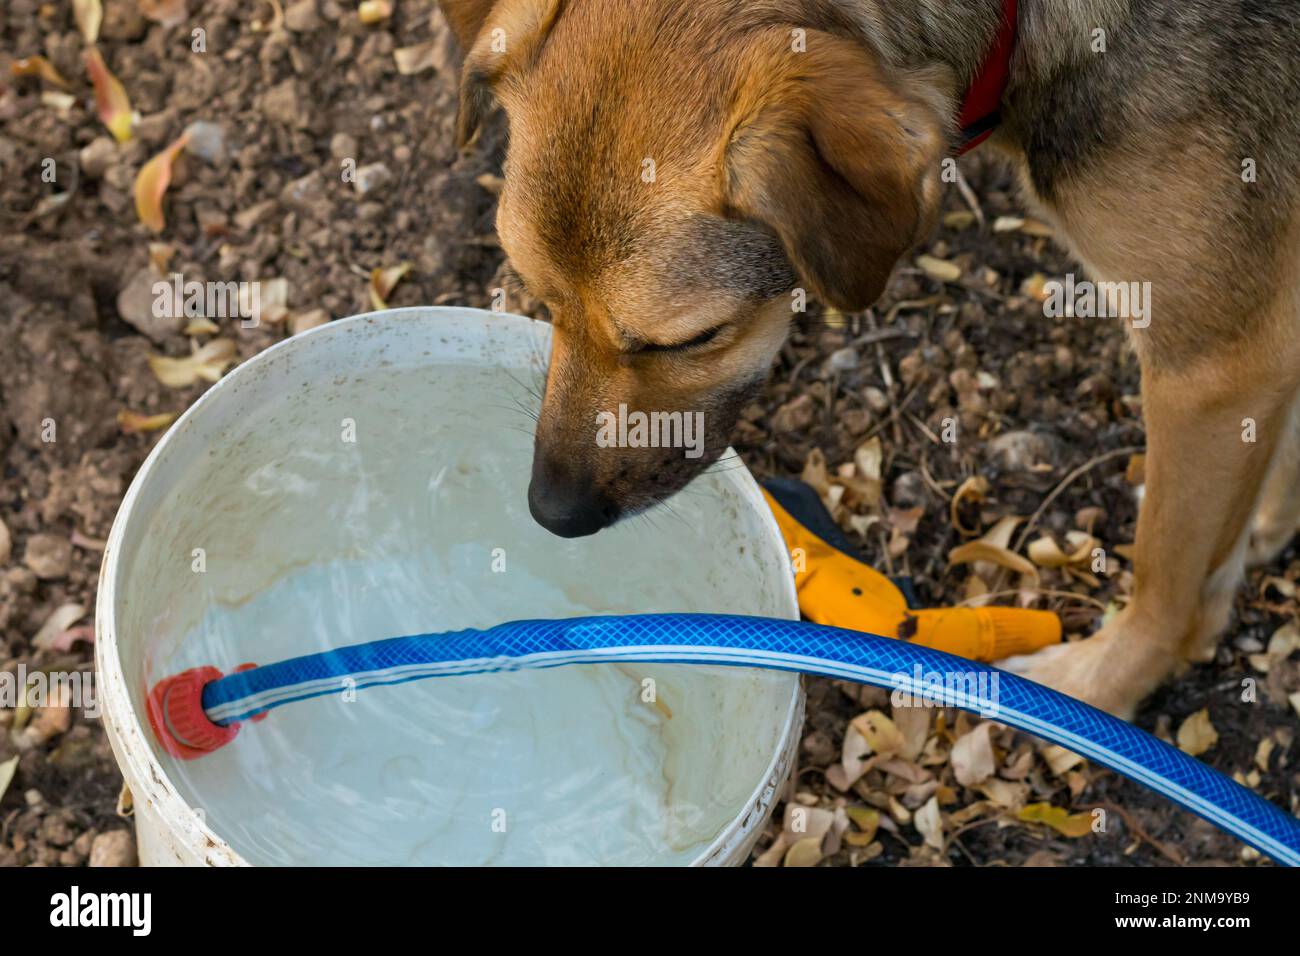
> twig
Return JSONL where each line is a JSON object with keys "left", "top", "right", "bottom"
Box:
{"left": 1012, "top": 446, "right": 1145, "bottom": 553}
{"left": 1084, "top": 800, "right": 1184, "bottom": 865}
{"left": 954, "top": 167, "right": 985, "bottom": 228}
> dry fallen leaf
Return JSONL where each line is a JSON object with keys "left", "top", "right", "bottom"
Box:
{"left": 134, "top": 129, "right": 191, "bottom": 231}
{"left": 27, "top": 686, "right": 73, "bottom": 744}
{"left": 117, "top": 409, "right": 177, "bottom": 434}
{"left": 1176, "top": 708, "right": 1219, "bottom": 757}
{"left": 752, "top": 831, "right": 790, "bottom": 867}
{"left": 32, "top": 603, "right": 86, "bottom": 651}
{"left": 837, "top": 724, "right": 873, "bottom": 789}
{"left": 916, "top": 254, "right": 962, "bottom": 283}
{"left": 359, "top": 0, "right": 393, "bottom": 23}
{"left": 977, "top": 778, "right": 1030, "bottom": 810}
{"left": 42, "top": 96, "right": 76, "bottom": 122}
{"left": 84, "top": 47, "right": 135, "bottom": 143}
{"left": 1265, "top": 622, "right": 1300, "bottom": 661}
{"left": 783, "top": 803, "right": 835, "bottom": 847}
{"left": 1027, "top": 533, "right": 1096, "bottom": 569}
{"left": 950, "top": 722, "right": 996, "bottom": 787}
{"left": 0, "top": 756, "right": 18, "bottom": 803}
{"left": 147, "top": 338, "right": 237, "bottom": 388}
{"left": 394, "top": 41, "right": 438, "bottom": 75}
{"left": 1125, "top": 453, "right": 1146, "bottom": 486}
{"left": 1018, "top": 802, "right": 1093, "bottom": 838}
{"left": 73, "top": 0, "right": 103, "bottom": 42}
{"left": 1254, "top": 737, "right": 1274, "bottom": 773}
{"left": 1040, "top": 743, "right": 1086, "bottom": 777}
{"left": 854, "top": 436, "right": 883, "bottom": 482}
{"left": 183, "top": 317, "right": 220, "bottom": 336}
{"left": 914, "top": 796, "right": 945, "bottom": 850}
{"left": 10, "top": 55, "right": 70, "bottom": 88}
{"left": 892, "top": 704, "right": 930, "bottom": 761}
{"left": 1019, "top": 272, "right": 1051, "bottom": 303}
{"left": 369, "top": 263, "right": 412, "bottom": 310}
{"left": 290, "top": 309, "right": 331, "bottom": 335}
{"left": 851, "top": 710, "right": 904, "bottom": 758}
{"left": 949, "top": 475, "right": 990, "bottom": 536}
{"left": 49, "top": 625, "right": 96, "bottom": 653}
{"left": 475, "top": 172, "right": 505, "bottom": 195}
{"left": 942, "top": 210, "right": 976, "bottom": 230}
{"left": 948, "top": 538, "right": 1039, "bottom": 587}
{"left": 139, "top": 0, "right": 189, "bottom": 26}
{"left": 783, "top": 836, "right": 823, "bottom": 867}
{"left": 0, "top": 515, "right": 10, "bottom": 566}
{"left": 844, "top": 806, "right": 879, "bottom": 844}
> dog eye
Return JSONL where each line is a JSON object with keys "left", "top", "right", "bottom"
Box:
{"left": 641, "top": 324, "right": 725, "bottom": 354}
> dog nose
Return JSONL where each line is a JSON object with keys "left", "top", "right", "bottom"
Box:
{"left": 527, "top": 462, "right": 619, "bottom": 538}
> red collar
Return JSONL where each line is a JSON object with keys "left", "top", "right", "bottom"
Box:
{"left": 955, "top": 0, "right": 1018, "bottom": 155}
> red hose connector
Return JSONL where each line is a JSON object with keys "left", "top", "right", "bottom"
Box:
{"left": 146, "top": 665, "right": 239, "bottom": 760}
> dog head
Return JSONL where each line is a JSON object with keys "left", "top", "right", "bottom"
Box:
{"left": 443, "top": 0, "right": 946, "bottom": 536}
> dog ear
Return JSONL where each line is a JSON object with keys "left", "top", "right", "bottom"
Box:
{"left": 442, "top": 0, "right": 563, "bottom": 148}
{"left": 439, "top": 0, "right": 498, "bottom": 48}
{"left": 723, "top": 33, "right": 946, "bottom": 311}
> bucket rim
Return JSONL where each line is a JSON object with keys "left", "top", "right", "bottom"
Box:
{"left": 95, "top": 306, "right": 802, "bottom": 867}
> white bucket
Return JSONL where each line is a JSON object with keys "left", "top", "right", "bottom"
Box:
{"left": 96, "top": 307, "right": 802, "bottom": 866}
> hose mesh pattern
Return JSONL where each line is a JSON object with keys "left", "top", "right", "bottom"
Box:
{"left": 200, "top": 613, "right": 1300, "bottom": 866}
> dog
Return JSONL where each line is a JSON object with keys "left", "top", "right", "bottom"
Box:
{"left": 437, "top": 0, "right": 1300, "bottom": 718}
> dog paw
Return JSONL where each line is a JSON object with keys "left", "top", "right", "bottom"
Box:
{"left": 997, "top": 623, "right": 1176, "bottom": 720}
{"left": 1246, "top": 517, "right": 1298, "bottom": 568}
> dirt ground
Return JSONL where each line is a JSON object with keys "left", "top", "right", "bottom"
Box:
{"left": 1, "top": 2, "right": 1297, "bottom": 868}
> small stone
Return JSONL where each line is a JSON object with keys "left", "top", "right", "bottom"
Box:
{"left": 823, "top": 346, "right": 858, "bottom": 374}
{"left": 891, "top": 471, "right": 930, "bottom": 510}
{"left": 840, "top": 407, "right": 872, "bottom": 436}
{"left": 132, "top": 109, "right": 178, "bottom": 146}
{"left": 259, "top": 79, "right": 306, "bottom": 128}
{"left": 772, "top": 394, "right": 814, "bottom": 433}
{"left": 183, "top": 121, "right": 225, "bottom": 164}
{"left": 117, "top": 267, "right": 182, "bottom": 343}
{"left": 862, "top": 386, "right": 890, "bottom": 413}
{"left": 23, "top": 533, "right": 72, "bottom": 579}
{"left": 280, "top": 172, "right": 330, "bottom": 220}
{"left": 78, "top": 137, "right": 117, "bottom": 179}
{"left": 329, "top": 132, "right": 357, "bottom": 161}
{"left": 89, "top": 830, "right": 137, "bottom": 868}
{"left": 284, "top": 0, "right": 321, "bottom": 31}
{"left": 352, "top": 161, "right": 392, "bottom": 196}
{"left": 234, "top": 199, "right": 278, "bottom": 231}
{"left": 988, "top": 430, "right": 1052, "bottom": 472}
{"left": 101, "top": 0, "right": 147, "bottom": 40}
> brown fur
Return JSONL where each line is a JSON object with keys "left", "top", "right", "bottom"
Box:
{"left": 438, "top": 0, "right": 1300, "bottom": 716}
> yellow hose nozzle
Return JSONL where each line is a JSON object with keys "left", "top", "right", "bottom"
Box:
{"left": 762, "top": 485, "right": 1060, "bottom": 663}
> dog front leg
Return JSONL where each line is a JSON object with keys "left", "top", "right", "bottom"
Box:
{"left": 1003, "top": 346, "right": 1298, "bottom": 718}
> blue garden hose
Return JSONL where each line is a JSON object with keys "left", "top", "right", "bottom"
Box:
{"left": 149, "top": 613, "right": 1300, "bottom": 866}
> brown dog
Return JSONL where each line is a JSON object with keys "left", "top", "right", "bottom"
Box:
{"left": 439, "top": 0, "right": 1300, "bottom": 717}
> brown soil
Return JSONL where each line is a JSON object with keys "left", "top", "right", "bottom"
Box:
{"left": 1, "top": 1, "right": 1296, "bottom": 867}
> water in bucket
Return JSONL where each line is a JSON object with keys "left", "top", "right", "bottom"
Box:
{"left": 110, "top": 313, "right": 798, "bottom": 865}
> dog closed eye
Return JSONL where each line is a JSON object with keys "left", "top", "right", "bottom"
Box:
{"left": 631, "top": 324, "right": 727, "bottom": 354}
